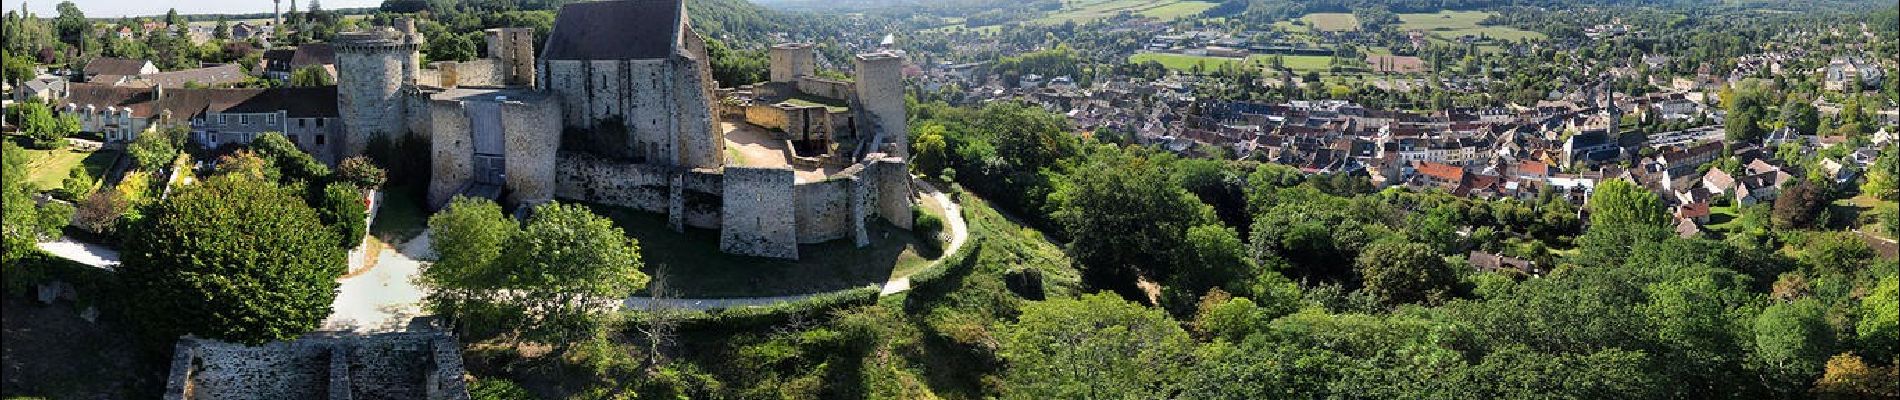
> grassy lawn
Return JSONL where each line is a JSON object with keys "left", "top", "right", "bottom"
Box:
{"left": 590, "top": 203, "right": 944, "bottom": 298}
{"left": 370, "top": 187, "right": 431, "bottom": 243}
{"left": 781, "top": 95, "right": 850, "bottom": 113}
{"left": 1397, "top": 11, "right": 1544, "bottom": 42}
{"left": 1832, "top": 194, "right": 1892, "bottom": 238}
{"left": 1704, "top": 205, "right": 1743, "bottom": 235}
{"left": 1303, "top": 12, "right": 1360, "bottom": 31}
{"left": 18, "top": 145, "right": 119, "bottom": 191}
{"left": 1129, "top": 53, "right": 1334, "bottom": 73}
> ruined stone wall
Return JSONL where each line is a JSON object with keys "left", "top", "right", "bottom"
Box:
{"left": 483, "top": 28, "right": 536, "bottom": 86}
{"left": 335, "top": 42, "right": 415, "bottom": 158}
{"left": 795, "top": 77, "right": 854, "bottom": 102}
{"left": 768, "top": 43, "right": 815, "bottom": 83}
{"left": 853, "top": 52, "right": 908, "bottom": 158}
{"left": 542, "top": 59, "right": 708, "bottom": 167}
{"left": 744, "top": 104, "right": 793, "bottom": 133}
{"left": 427, "top": 99, "right": 473, "bottom": 207}
{"left": 167, "top": 338, "right": 332, "bottom": 400}
{"left": 795, "top": 177, "right": 853, "bottom": 244}
{"left": 403, "top": 92, "right": 436, "bottom": 141}
{"left": 500, "top": 97, "right": 562, "bottom": 205}
{"left": 555, "top": 152, "right": 674, "bottom": 213}
{"left": 682, "top": 169, "right": 724, "bottom": 229}
{"left": 164, "top": 333, "right": 470, "bottom": 400}
{"left": 430, "top": 59, "right": 505, "bottom": 88}
{"left": 721, "top": 167, "right": 799, "bottom": 259}
{"left": 672, "top": 55, "right": 722, "bottom": 169}
{"left": 869, "top": 158, "right": 914, "bottom": 228}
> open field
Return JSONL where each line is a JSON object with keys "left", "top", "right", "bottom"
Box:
{"left": 1032, "top": 0, "right": 1218, "bottom": 25}
{"left": 1129, "top": 52, "right": 1334, "bottom": 73}
{"left": 592, "top": 203, "right": 944, "bottom": 298}
{"left": 1303, "top": 12, "right": 1360, "bottom": 31}
{"left": 1397, "top": 11, "right": 1545, "bottom": 43}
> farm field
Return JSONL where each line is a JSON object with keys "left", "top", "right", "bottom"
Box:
{"left": 1397, "top": 11, "right": 1545, "bottom": 43}
{"left": 1302, "top": 12, "right": 1360, "bottom": 31}
{"left": 1032, "top": 0, "right": 1218, "bottom": 25}
{"left": 1129, "top": 52, "right": 1334, "bottom": 73}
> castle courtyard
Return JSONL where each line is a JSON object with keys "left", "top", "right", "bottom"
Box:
{"left": 721, "top": 121, "right": 847, "bottom": 183}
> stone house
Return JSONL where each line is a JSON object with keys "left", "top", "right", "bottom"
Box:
{"left": 57, "top": 83, "right": 342, "bottom": 158}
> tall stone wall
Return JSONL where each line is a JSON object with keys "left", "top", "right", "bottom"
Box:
{"left": 853, "top": 51, "right": 908, "bottom": 158}
{"left": 795, "top": 178, "right": 852, "bottom": 244}
{"left": 672, "top": 57, "right": 723, "bottom": 169}
{"left": 164, "top": 333, "right": 470, "bottom": 400}
{"left": 430, "top": 59, "right": 505, "bottom": 88}
{"left": 404, "top": 92, "right": 435, "bottom": 141}
{"left": 869, "top": 158, "right": 913, "bottom": 228}
{"left": 768, "top": 43, "right": 815, "bottom": 83}
{"left": 483, "top": 28, "right": 536, "bottom": 86}
{"left": 555, "top": 152, "right": 674, "bottom": 213}
{"left": 721, "top": 167, "right": 799, "bottom": 259}
{"left": 336, "top": 40, "right": 416, "bottom": 158}
{"left": 500, "top": 97, "right": 562, "bottom": 205}
{"left": 794, "top": 77, "right": 854, "bottom": 102}
{"left": 427, "top": 99, "right": 474, "bottom": 207}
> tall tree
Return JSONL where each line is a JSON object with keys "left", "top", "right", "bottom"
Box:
{"left": 120, "top": 174, "right": 345, "bottom": 344}
{"left": 996, "top": 293, "right": 1194, "bottom": 398}
{"left": 1355, "top": 241, "right": 1458, "bottom": 306}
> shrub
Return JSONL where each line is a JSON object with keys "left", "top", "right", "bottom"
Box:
{"left": 912, "top": 205, "right": 945, "bottom": 248}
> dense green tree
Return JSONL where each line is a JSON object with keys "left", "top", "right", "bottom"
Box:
{"left": 1164, "top": 224, "right": 1255, "bottom": 312}
{"left": 1855, "top": 273, "right": 1897, "bottom": 361}
{"left": 424, "top": 31, "right": 475, "bottom": 63}
{"left": 315, "top": 182, "right": 367, "bottom": 250}
{"left": 996, "top": 293, "right": 1194, "bottom": 399}
{"left": 1050, "top": 148, "right": 1213, "bottom": 290}
{"left": 1755, "top": 299, "right": 1836, "bottom": 386}
{"left": 1575, "top": 179, "right": 1670, "bottom": 267}
{"left": 120, "top": 175, "right": 345, "bottom": 344}
{"left": 1355, "top": 241, "right": 1458, "bottom": 306}
{"left": 422, "top": 199, "right": 645, "bottom": 345}
{"left": 1780, "top": 97, "right": 1819, "bottom": 135}
{"left": 250, "top": 132, "right": 331, "bottom": 183}
{"left": 335, "top": 156, "right": 387, "bottom": 190}
{"left": 17, "top": 101, "right": 75, "bottom": 149}
{"left": 3, "top": 142, "right": 65, "bottom": 262}
{"left": 289, "top": 65, "right": 334, "bottom": 87}
{"left": 126, "top": 128, "right": 178, "bottom": 171}
{"left": 1772, "top": 181, "right": 1830, "bottom": 229}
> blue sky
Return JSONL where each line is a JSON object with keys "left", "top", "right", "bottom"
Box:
{"left": 4, "top": 0, "right": 383, "bottom": 19}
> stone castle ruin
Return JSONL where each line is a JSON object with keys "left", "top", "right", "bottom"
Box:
{"left": 330, "top": 0, "right": 915, "bottom": 259}
{"left": 163, "top": 332, "right": 470, "bottom": 400}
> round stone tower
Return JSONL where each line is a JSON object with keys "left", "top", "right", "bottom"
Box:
{"left": 334, "top": 20, "right": 421, "bottom": 157}
{"left": 853, "top": 50, "right": 908, "bottom": 158}
{"left": 769, "top": 43, "right": 816, "bottom": 83}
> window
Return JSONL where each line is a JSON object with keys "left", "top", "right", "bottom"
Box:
{"left": 316, "top": 119, "right": 325, "bottom": 128}
{"left": 297, "top": 119, "right": 306, "bottom": 128}
{"left": 266, "top": 115, "right": 276, "bottom": 126}
{"left": 315, "top": 135, "right": 325, "bottom": 145}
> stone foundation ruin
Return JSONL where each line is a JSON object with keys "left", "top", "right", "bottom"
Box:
{"left": 162, "top": 332, "right": 470, "bottom": 400}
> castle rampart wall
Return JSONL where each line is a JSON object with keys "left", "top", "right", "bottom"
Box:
{"left": 500, "top": 98, "right": 562, "bottom": 205}
{"left": 426, "top": 100, "right": 473, "bottom": 207}
{"left": 720, "top": 167, "right": 799, "bottom": 259}
{"left": 795, "top": 177, "right": 852, "bottom": 244}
